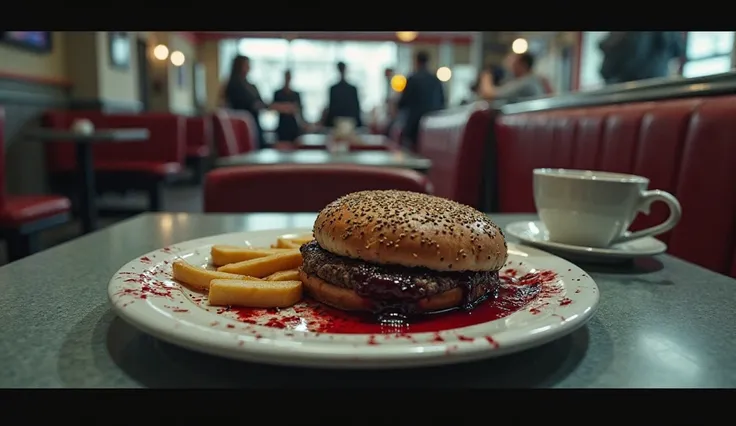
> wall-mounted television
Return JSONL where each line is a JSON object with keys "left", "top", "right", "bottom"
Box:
{"left": 0, "top": 31, "right": 53, "bottom": 53}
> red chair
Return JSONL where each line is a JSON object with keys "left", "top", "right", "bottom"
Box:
{"left": 0, "top": 108, "right": 72, "bottom": 262}
{"left": 210, "top": 109, "right": 257, "bottom": 157}
{"left": 185, "top": 116, "right": 213, "bottom": 183}
{"left": 204, "top": 164, "right": 433, "bottom": 213}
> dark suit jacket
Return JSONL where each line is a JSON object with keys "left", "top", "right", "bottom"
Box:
{"left": 325, "top": 80, "right": 362, "bottom": 128}
{"left": 225, "top": 78, "right": 264, "bottom": 148}
{"left": 398, "top": 68, "right": 445, "bottom": 147}
{"left": 600, "top": 32, "right": 684, "bottom": 84}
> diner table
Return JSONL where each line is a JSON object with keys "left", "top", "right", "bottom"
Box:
{"left": 215, "top": 148, "right": 431, "bottom": 172}
{"left": 27, "top": 128, "right": 150, "bottom": 234}
{"left": 1, "top": 212, "right": 734, "bottom": 388}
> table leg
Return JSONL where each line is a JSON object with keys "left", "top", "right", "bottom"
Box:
{"left": 75, "top": 141, "right": 98, "bottom": 233}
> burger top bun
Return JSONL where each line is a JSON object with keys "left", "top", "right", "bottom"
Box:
{"left": 313, "top": 190, "right": 508, "bottom": 272}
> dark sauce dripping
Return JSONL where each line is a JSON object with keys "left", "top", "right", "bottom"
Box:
{"left": 300, "top": 241, "right": 499, "bottom": 315}
{"left": 221, "top": 270, "right": 559, "bottom": 335}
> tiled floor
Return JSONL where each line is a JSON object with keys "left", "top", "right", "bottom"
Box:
{"left": 0, "top": 184, "right": 204, "bottom": 266}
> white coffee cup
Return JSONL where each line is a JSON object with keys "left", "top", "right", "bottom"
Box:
{"left": 533, "top": 168, "right": 682, "bottom": 248}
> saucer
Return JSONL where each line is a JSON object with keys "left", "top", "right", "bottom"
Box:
{"left": 504, "top": 221, "right": 668, "bottom": 263}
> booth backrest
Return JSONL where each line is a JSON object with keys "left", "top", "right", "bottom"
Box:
{"left": 204, "top": 164, "right": 433, "bottom": 213}
{"left": 494, "top": 95, "right": 736, "bottom": 276}
{"left": 418, "top": 102, "right": 494, "bottom": 209}
{"left": 43, "top": 111, "right": 186, "bottom": 172}
{"left": 210, "top": 109, "right": 256, "bottom": 157}
{"left": 185, "top": 116, "right": 213, "bottom": 157}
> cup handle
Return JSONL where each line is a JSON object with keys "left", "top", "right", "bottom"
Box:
{"left": 611, "top": 190, "right": 682, "bottom": 245}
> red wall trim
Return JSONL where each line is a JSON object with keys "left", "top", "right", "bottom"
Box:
{"left": 192, "top": 32, "right": 473, "bottom": 46}
{"left": 176, "top": 31, "right": 200, "bottom": 46}
{"left": 0, "top": 71, "right": 72, "bottom": 88}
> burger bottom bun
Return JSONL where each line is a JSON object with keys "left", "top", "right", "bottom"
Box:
{"left": 298, "top": 269, "right": 463, "bottom": 313}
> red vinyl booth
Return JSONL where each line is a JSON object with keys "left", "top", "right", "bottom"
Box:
{"left": 493, "top": 95, "right": 736, "bottom": 277}
{"left": 204, "top": 164, "right": 433, "bottom": 213}
{"left": 0, "top": 108, "right": 71, "bottom": 261}
{"left": 185, "top": 116, "right": 213, "bottom": 182}
{"left": 417, "top": 102, "right": 495, "bottom": 209}
{"left": 210, "top": 109, "right": 257, "bottom": 157}
{"left": 43, "top": 111, "right": 186, "bottom": 211}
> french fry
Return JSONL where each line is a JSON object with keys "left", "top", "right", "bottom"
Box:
{"left": 172, "top": 260, "right": 259, "bottom": 291}
{"left": 208, "top": 279, "right": 303, "bottom": 308}
{"left": 265, "top": 269, "right": 301, "bottom": 281}
{"left": 283, "top": 233, "right": 314, "bottom": 245}
{"left": 275, "top": 238, "right": 302, "bottom": 249}
{"left": 217, "top": 250, "right": 303, "bottom": 277}
{"left": 210, "top": 245, "right": 292, "bottom": 266}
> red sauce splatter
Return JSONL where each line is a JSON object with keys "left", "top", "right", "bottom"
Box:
{"left": 505, "top": 268, "right": 519, "bottom": 278}
{"left": 115, "top": 271, "right": 174, "bottom": 300}
{"left": 485, "top": 336, "right": 499, "bottom": 348}
{"left": 216, "top": 269, "right": 560, "bottom": 335}
{"left": 367, "top": 335, "right": 378, "bottom": 345}
{"left": 559, "top": 297, "right": 572, "bottom": 306}
{"left": 161, "top": 247, "right": 173, "bottom": 253}
{"left": 140, "top": 256, "right": 152, "bottom": 263}
{"left": 457, "top": 335, "right": 474, "bottom": 342}
{"left": 529, "top": 302, "right": 549, "bottom": 315}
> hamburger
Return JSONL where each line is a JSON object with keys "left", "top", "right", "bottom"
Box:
{"left": 298, "top": 190, "right": 508, "bottom": 316}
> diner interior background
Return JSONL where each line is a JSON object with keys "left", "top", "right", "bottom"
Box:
{"left": 0, "top": 31, "right": 734, "bottom": 266}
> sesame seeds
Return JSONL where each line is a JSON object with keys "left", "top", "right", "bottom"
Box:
{"left": 314, "top": 191, "right": 505, "bottom": 269}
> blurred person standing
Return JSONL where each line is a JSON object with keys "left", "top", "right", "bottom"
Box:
{"left": 477, "top": 52, "right": 546, "bottom": 102}
{"left": 397, "top": 50, "right": 446, "bottom": 150}
{"left": 272, "top": 70, "right": 303, "bottom": 143}
{"left": 463, "top": 64, "right": 505, "bottom": 104}
{"left": 224, "top": 55, "right": 265, "bottom": 148}
{"left": 323, "top": 62, "right": 362, "bottom": 129}
{"left": 599, "top": 32, "right": 685, "bottom": 84}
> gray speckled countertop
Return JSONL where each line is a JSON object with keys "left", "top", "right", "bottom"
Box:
{"left": 1, "top": 213, "right": 734, "bottom": 388}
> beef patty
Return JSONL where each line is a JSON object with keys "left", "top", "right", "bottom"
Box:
{"left": 300, "top": 241, "right": 500, "bottom": 306}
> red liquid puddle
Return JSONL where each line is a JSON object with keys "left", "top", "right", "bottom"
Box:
{"left": 217, "top": 270, "right": 560, "bottom": 335}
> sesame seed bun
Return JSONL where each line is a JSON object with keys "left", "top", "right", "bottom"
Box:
{"left": 313, "top": 190, "right": 507, "bottom": 272}
{"left": 298, "top": 269, "right": 463, "bottom": 312}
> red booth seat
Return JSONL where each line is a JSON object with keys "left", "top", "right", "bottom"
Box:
{"left": 0, "top": 196, "right": 71, "bottom": 227}
{"left": 210, "top": 109, "right": 256, "bottom": 157}
{"left": 204, "top": 164, "right": 433, "bottom": 213}
{"left": 494, "top": 95, "right": 736, "bottom": 277}
{"left": 43, "top": 111, "right": 186, "bottom": 177}
{"left": 185, "top": 116, "right": 212, "bottom": 158}
{"left": 417, "top": 102, "right": 494, "bottom": 209}
{"left": 0, "top": 108, "right": 71, "bottom": 261}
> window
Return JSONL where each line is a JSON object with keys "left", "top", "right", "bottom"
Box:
{"left": 683, "top": 32, "right": 734, "bottom": 78}
{"left": 579, "top": 31, "right": 610, "bottom": 90}
{"left": 238, "top": 39, "right": 290, "bottom": 131}
{"left": 448, "top": 64, "right": 477, "bottom": 105}
{"left": 219, "top": 38, "right": 398, "bottom": 131}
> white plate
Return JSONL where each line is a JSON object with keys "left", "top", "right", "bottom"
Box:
{"left": 108, "top": 227, "right": 599, "bottom": 369}
{"left": 505, "top": 221, "right": 668, "bottom": 264}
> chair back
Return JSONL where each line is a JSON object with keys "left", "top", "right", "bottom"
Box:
{"left": 204, "top": 164, "right": 433, "bottom": 213}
